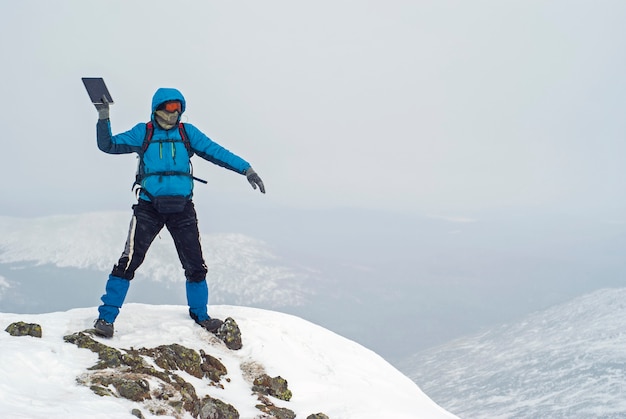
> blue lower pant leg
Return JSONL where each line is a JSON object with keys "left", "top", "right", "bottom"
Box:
{"left": 97, "top": 275, "right": 131, "bottom": 323}
{"left": 186, "top": 279, "right": 209, "bottom": 322}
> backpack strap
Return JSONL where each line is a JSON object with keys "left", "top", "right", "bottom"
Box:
{"left": 142, "top": 121, "right": 155, "bottom": 153}
{"left": 178, "top": 123, "right": 193, "bottom": 157}
{"left": 135, "top": 121, "right": 154, "bottom": 188}
{"left": 178, "top": 123, "right": 207, "bottom": 183}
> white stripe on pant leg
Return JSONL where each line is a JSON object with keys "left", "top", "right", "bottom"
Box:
{"left": 123, "top": 215, "right": 138, "bottom": 271}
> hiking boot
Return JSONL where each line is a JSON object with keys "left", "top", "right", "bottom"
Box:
{"left": 93, "top": 319, "right": 114, "bottom": 338}
{"left": 196, "top": 318, "right": 224, "bottom": 333}
{"left": 189, "top": 309, "right": 223, "bottom": 333}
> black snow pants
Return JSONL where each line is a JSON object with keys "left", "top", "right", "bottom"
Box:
{"left": 110, "top": 199, "right": 208, "bottom": 282}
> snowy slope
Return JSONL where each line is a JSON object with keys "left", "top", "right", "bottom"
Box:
{"left": 401, "top": 288, "right": 626, "bottom": 418}
{"left": 0, "top": 303, "right": 455, "bottom": 419}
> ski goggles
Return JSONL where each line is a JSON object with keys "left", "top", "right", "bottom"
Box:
{"left": 161, "top": 101, "right": 182, "bottom": 113}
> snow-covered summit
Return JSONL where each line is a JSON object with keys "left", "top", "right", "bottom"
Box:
{"left": 0, "top": 303, "right": 455, "bottom": 418}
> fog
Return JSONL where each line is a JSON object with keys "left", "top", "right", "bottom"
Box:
{"left": 2, "top": 1, "right": 626, "bottom": 363}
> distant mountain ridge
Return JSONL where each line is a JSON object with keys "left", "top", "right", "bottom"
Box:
{"left": 0, "top": 212, "right": 310, "bottom": 308}
{"left": 401, "top": 288, "right": 626, "bottom": 418}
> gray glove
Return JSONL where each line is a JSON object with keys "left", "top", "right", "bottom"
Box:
{"left": 95, "top": 95, "right": 110, "bottom": 120}
{"left": 245, "top": 168, "right": 265, "bottom": 194}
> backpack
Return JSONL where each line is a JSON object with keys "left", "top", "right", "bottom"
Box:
{"left": 134, "top": 121, "right": 207, "bottom": 198}
{"left": 142, "top": 121, "right": 193, "bottom": 157}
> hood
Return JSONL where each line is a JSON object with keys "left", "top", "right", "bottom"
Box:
{"left": 151, "top": 88, "right": 186, "bottom": 114}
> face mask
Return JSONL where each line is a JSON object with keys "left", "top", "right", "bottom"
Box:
{"left": 154, "top": 110, "right": 180, "bottom": 129}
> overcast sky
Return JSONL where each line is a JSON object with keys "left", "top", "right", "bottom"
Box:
{"left": 3, "top": 1, "right": 626, "bottom": 362}
{"left": 1, "top": 0, "right": 625, "bottom": 218}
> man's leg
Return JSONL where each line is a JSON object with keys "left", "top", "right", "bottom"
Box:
{"left": 186, "top": 279, "right": 209, "bottom": 322}
{"left": 97, "top": 275, "right": 130, "bottom": 323}
{"left": 111, "top": 200, "right": 165, "bottom": 281}
{"left": 97, "top": 201, "right": 164, "bottom": 324}
{"left": 166, "top": 201, "right": 210, "bottom": 321}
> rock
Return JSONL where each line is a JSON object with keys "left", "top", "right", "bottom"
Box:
{"left": 139, "top": 343, "right": 204, "bottom": 378}
{"left": 63, "top": 332, "right": 125, "bottom": 369}
{"left": 200, "top": 349, "right": 228, "bottom": 383}
{"left": 65, "top": 333, "right": 238, "bottom": 418}
{"left": 307, "top": 414, "right": 330, "bottom": 419}
{"left": 131, "top": 409, "right": 145, "bottom": 419}
{"left": 214, "top": 317, "right": 242, "bottom": 350}
{"left": 5, "top": 321, "right": 42, "bottom": 338}
{"left": 90, "top": 373, "right": 151, "bottom": 401}
{"left": 252, "top": 374, "right": 292, "bottom": 401}
{"left": 63, "top": 332, "right": 125, "bottom": 370}
{"left": 199, "top": 395, "right": 240, "bottom": 419}
{"left": 255, "top": 394, "right": 296, "bottom": 419}
{"left": 256, "top": 404, "right": 296, "bottom": 419}
{"left": 89, "top": 384, "right": 114, "bottom": 397}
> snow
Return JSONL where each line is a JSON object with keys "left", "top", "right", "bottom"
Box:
{"left": 0, "top": 303, "right": 456, "bottom": 418}
{"left": 403, "top": 288, "right": 626, "bottom": 418}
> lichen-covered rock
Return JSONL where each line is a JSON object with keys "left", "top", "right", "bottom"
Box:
{"left": 252, "top": 374, "right": 292, "bottom": 401}
{"left": 90, "top": 384, "right": 114, "bottom": 397}
{"left": 256, "top": 404, "right": 296, "bottom": 419}
{"left": 63, "top": 332, "right": 126, "bottom": 369}
{"left": 90, "top": 373, "right": 151, "bottom": 401}
{"left": 200, "top": 349, "right": 228, "bottom": 383}
{"left": 5, "top": 321, "right": 42, "bottom": 338}
{"left": 139, "top": 344, "right": 204, "bottom": 378}
{"left": 255, "top": 394, "right": 296, "bottom": 419}
{"left": 214, "top": 317, "right": 242, "bottom": 350}
{"left": 306, "top": 414, "right": 330, "bottom": 419}
{"left": 198, "top": 395, "right": 239, "bottom": 419}
{"left": 65, "top": 333, "right": 238, "bottom": 419}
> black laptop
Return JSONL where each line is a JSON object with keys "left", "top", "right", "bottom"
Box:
{"left": 82, "top": 77, "right": 114, "bottom": 104}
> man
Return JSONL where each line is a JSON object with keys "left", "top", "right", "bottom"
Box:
{"left": 92, "top": 87, "right": 265, "bottom": 338}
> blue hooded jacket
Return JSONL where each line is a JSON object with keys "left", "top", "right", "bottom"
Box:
{"left": 97, "top": 88, "right": 251, "bottom": 201}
